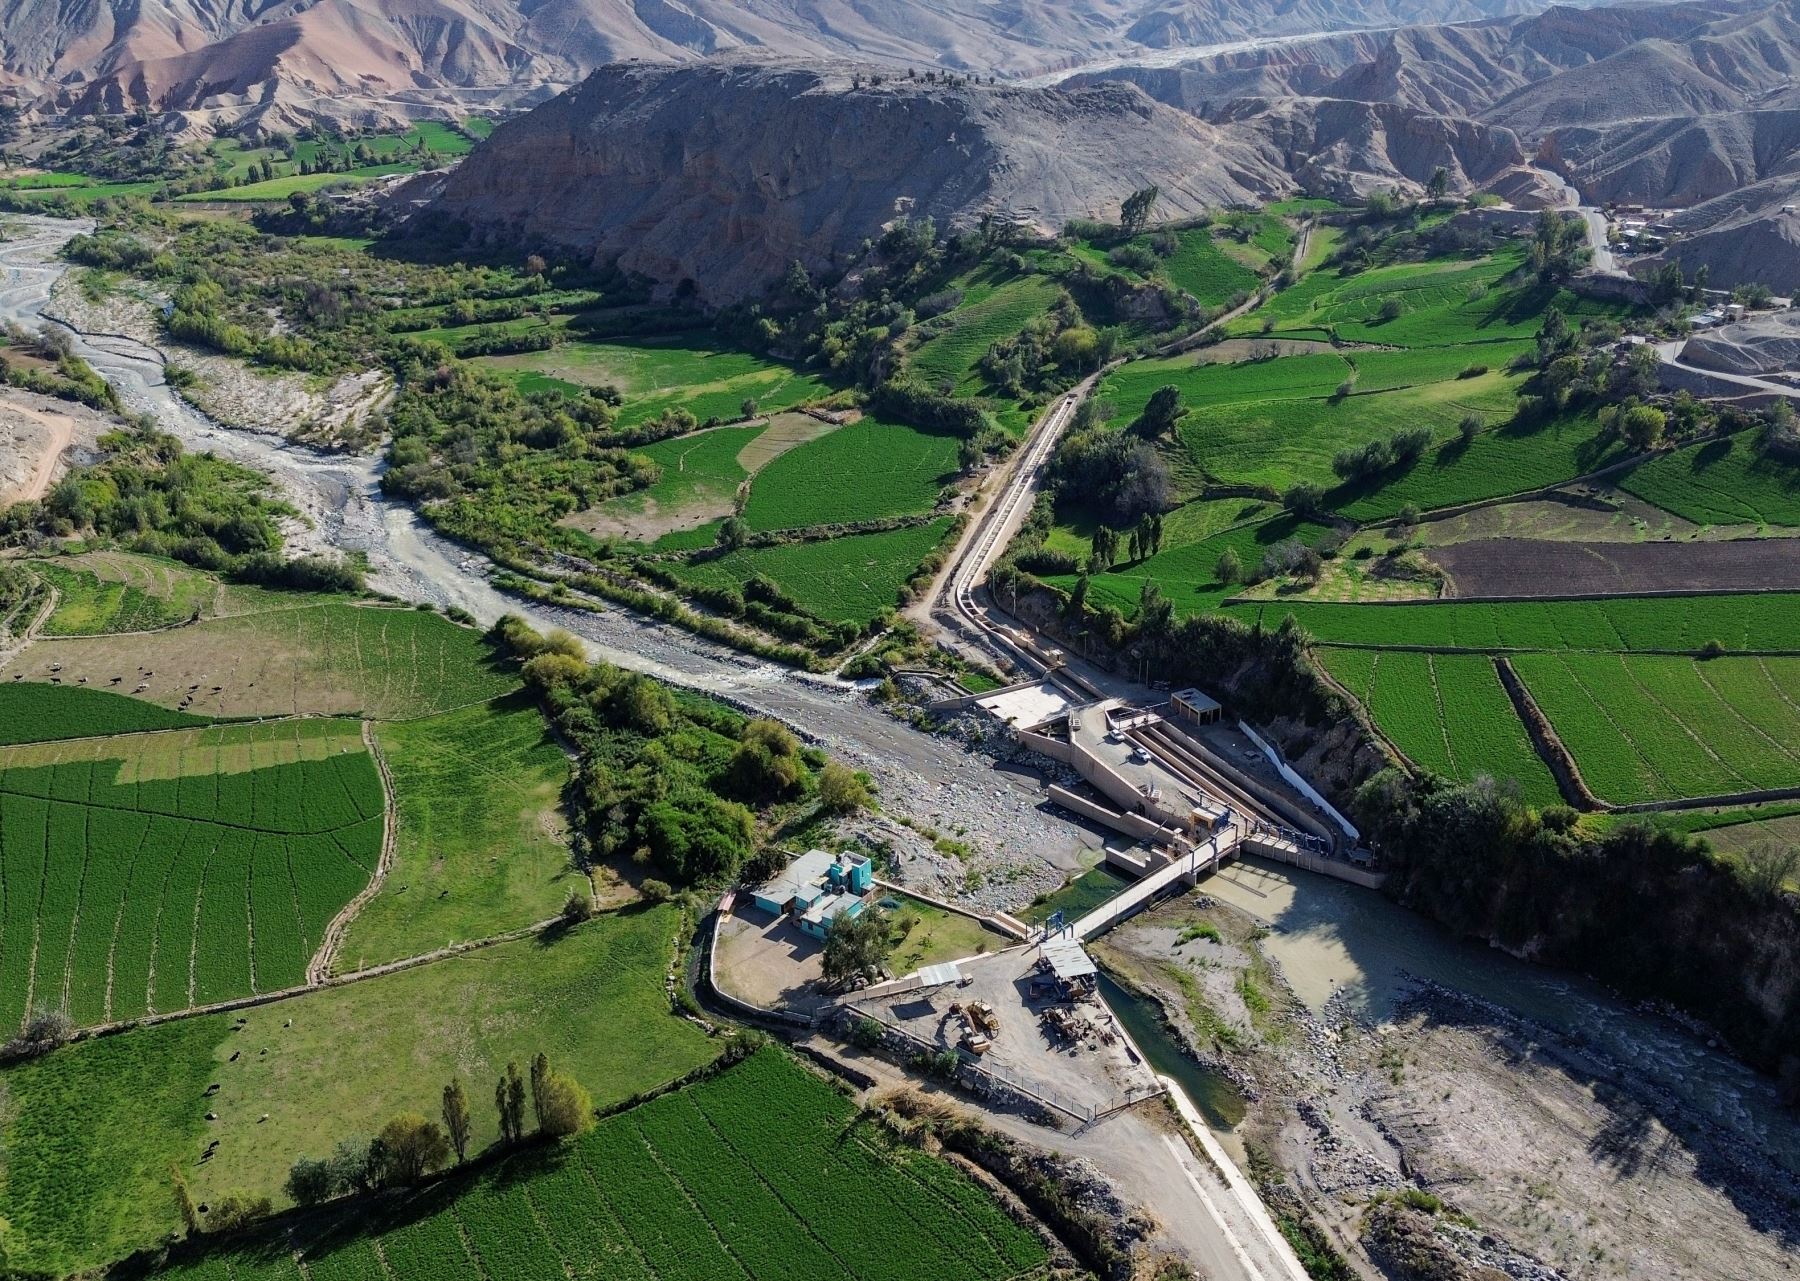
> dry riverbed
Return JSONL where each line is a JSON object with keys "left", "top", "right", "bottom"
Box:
{"left": 1094, "top": 891, "right": 1800, "bottom": 1281}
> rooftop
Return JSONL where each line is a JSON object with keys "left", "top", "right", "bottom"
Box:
{"left": 1040, "top": 938, "right": 1098, "bottom": 983}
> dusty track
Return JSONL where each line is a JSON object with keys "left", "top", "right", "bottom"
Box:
{"left": 306, "top": 720, "right": 396, "bottom": 982}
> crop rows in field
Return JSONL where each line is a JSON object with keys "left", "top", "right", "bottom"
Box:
{"left": 0, "top": 684, "right": 211, "bottom": 745}
{"left": 672, "top": 519, "right": 955, "bottom": 625}
{"left": 1231, "top": 592, "right": 1800, "bottom": 654}
{"left": 1617, "top": 431, "right": 1800, "bottom": 528}
{"left": 1513, "top": 654, "right": 1800, "bottom": 804}
{"left": 1319, "top": 649, "right": 1562, "bottom": 806}
{"left": 1160, "top": 227, "right": 1264, "bottom": 302}
{"left": 742, "top": 418, "right": 961, "bottom": 532}
{"left": 30, "top": 563, "right": 185, "bottom": 635}
{"left": 907, "top": 272, "right": 1063, "bottom": 393}
{"left": 0, "top": 738, "right": 382, "bottom": 1028}
{"left": 1332, "top": 410, "right": 1628, "bottom": 522}
{"left": 154, "top": 1050, "right": 1045, "bottom": 1281}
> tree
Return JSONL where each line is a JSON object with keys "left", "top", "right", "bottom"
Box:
{"left": 442, "top": 1077, "right": 472, "bottom": 1164}
{"left": 1216, "top": 546, "right": 1243, "bottom": 585}
{"left": 1458, "top": 413, "right": 1483, "bottom": 443}
{"left": 285, "top": 1156, "right": 337, "bottom": 1206}
{"left": 822, "top": 906, "right": 891, "bottom": 986}
{"left": 529, "top": 1052, "right": 552, "bottom": 1130}
{"left": 740, "top": 396, "right": 759, "bottom": 419}
{"left": 1283, "top": 482, "right": 1324, "bottom": 516}
{"left": 1621, "top": 403, "right": 1667, "bottom": 450}
{"left": 1065, "top": 571, "right": 1090, "bottom": 620}
{"left": 1426, "top": 166, "right": 1449, "bottom": 201}
{"left": 1738, "top": 841, "right": 1800, "bottom": 902}
{"left": 497, "top": 1061, "right": 527, "bottom": 1144}
{"left": 1129, "top": 385, "right": 1185, "bottom": 439}
{"left": 536, "top": 1066, "right": 595, "bottom": 1138}
{"left": 727, "top": 718, "right": 806, "bottom": 801}
{"left": 718, "top": 516, "right": 748, "bottom": 549}
{"left": 171, "top": 1163, "right": 201, "bottom": 1237}
{"left": 818, "top": 761, "right": 868, "bottom": 813}
{"left": 1120, "top": 186, "right": 1161, "bottom": 237}
{"left": 372, "top": 1113, "right": 451, "bottom": 1185}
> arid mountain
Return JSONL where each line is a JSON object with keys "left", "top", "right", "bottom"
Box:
{"left": 419, "top": 60, "right": 1289, "bottom": 303}
{"left": 3, "top": 0, "right": 1617, "bottom": 123}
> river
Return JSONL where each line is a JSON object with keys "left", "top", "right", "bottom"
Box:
{"left": 4, "top": 212, "right": 1795, "bottom": 1172}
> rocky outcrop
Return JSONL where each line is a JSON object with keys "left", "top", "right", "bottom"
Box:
{"left": 422, "top": 60, "right": 1287, "bottom": 303}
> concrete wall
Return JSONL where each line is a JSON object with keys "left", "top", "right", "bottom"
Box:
{"left": 1046, "top": 784, "right": 1180, "bottom": 843}
{"left": 1016, "top": 727, "right": 1074, "bottom": 763}
{"left": 1237, "top": 720, "right": 1360, "bottom": 842}
{"left": 1242, "top": 838, "right": 1387, "bottom": 889}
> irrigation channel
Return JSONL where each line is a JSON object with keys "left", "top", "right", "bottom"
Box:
{"left": 3, "top": 214, "right": 1796, "bottom": 1175}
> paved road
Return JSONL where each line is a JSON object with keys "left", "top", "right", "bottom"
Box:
{"left": 1654, "top": 338, "right": 1800, "bottom": 399}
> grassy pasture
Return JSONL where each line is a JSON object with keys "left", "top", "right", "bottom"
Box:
{"left": 1232, "top": 592, "right": 1800, "bottom": 654}
{"left": 1617, "top": 431, "right": 1800, "bottom": 527}
{"left": 27, "top": 550, "right": 286, "bottom": 628}
{"left": 30, "top": 560, "right": 186, "bottom": 633}
{"left": 340, "top": 694, "right": 578, "bottom": 971}
{"left": 0, "top": 904, "right": 714, "bottom": 1275}
{"left": 0, "top": 719, "right": 382, "bottom": 1030}
{"left": 670, "top": 519, "right": 955, "bottom": 625}
{"left": 481, "top": 336, "right": 835, "bottom": 427}
{"left": 1514, "top": 653, "right": 1800, "bottom": 804}
{"left": 564, "top": 422, "right": 760, "bottom": 544}
{"left": 742, "top": 418, "right": 961, "bottom": 531}
{"left": 20, "top": 602, "right": 517, "bottom": 719}
{"left": 149, "top": 1049, "right": 1045, "bottom": 1281}
{"left": 1318, "top": 648, "right": 1562, "bottom": 806}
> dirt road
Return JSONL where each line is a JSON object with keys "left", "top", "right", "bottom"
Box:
{"left": 0, "top": 391, "right": 82, "bottom": 505}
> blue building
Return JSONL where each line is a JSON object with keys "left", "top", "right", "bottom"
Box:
{"left": 747, "top": 849, "right": 873, "bottom": 927}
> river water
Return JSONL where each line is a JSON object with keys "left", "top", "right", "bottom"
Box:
{"left": 4, "top": 213, "right": 1795, "bottom": 1171}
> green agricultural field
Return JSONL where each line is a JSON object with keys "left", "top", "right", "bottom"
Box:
{"left": 1331, "top": 410, "right": 1628, "bottom": 521}
{"left": 1513, "top": 654, "right": 1800, "bottom": 804}
{"left": 742, "top": 418, "right": 961, "bottom": 531}
{"left": 0, "top": 718, "right": 382, "bottom": 1030}
{"left": 1319, "top": 649, "right": 1562, "bottom": 806}
{"left": 175, "top": 164, "right": 416, "bottom": 202}
{"left": 2, "top": 178, "right": 164, "bottom": 206}
{"left": 481, "top": 336, "right": 836, "bottom": 427}
{"left": 26, "top": 550, "right": 289, "bottom": 629}
{"left": 907, "top": 269, "right": 1064, "bottom": 393}
{"left": 1225, "top": 247, "right": 1629, "bottom": 350}
{"left": 1172, "top": 366, "right": 1524, "bottom": 491}
{"left": 0, "top": 682, "right": 210, "bottom": 743}
{"left": 30, "top": 560, "right": 187, "bottom": 633}
{"left": 1230, "top": 592, "right": 1800, "bottom": 654}
{"left": 0, "top": 904, "right": 713, "bottom": 1275}
{"left": 1617, "top": 431, "right": 1800, "bottom": 527}
{"left": 22, "top": 601, "right": 517, "bottom": 719}
{"left": 1068, "top": 511, "right": 1329, "bottom": 619}
{"left": 1099, "top": 351, "right": 1355, "bottom": 425}
{"left": 671, "top": 519, "right": 955, "bottom": 625}
{"left": 339, "top": 694, "right": 579, "bottom": 970}
{"left": 151, "top": 1048, "right": 1045, "bottom": 1281}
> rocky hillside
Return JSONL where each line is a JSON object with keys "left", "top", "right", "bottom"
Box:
{"left": 420, "top": 61, "right": 1288, "bottom": 303}
{"left": 2, "top": 0, "right": 1615, "bottom": 125}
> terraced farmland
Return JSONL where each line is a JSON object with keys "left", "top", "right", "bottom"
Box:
{"left": 671, "top": 519, "right": 956, "bottom": 625}
{"left": 0, "top": 683, "right": 211, "bottom": 744}
{"left": 150, "top": 1049, "right": 1046, "bottom": 1281}
{"left": 907, "top": 270, "right": 1064, "bottom": 395}
{"left": 0, "top": 906, "right": 715, "bottom": 1276}
{"left": 481, "top": 336, "right": 835, "bottom": 427}
{"left": 0, "top": 719, "right": 383, "bottom": 1028}
{"left": 1513, "top": 654, "right": 1800, "bottom": 804}
{"left": 342, "top": 694, "right": 579, "bottom": 970}
{"left": 1617, "top": 431, "right": 1800, "bottom": 527}
{"left": 742, "top": 418, "right": 961, "bottom": 531}
{"left": 1232, "top": 593, "right": 1800, "bottom": 654}
{"left": 1319, "top": 649, "right": 1562, "bottom": 806}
